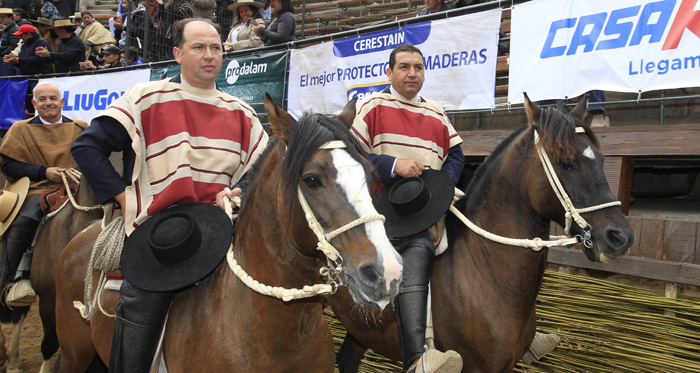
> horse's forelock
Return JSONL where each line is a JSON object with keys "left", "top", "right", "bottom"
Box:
{"left": 536, "top": 107, "right": 597, "bottom": 160}
{"left": 281, "top": 113, "right": 375, "bottom": 213}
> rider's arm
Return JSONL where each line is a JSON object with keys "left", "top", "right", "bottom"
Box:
{"left": 0, "top": 155, "right": 47, "bottom": 181}
{"left": 71, "top": 116, "right": 134, "bottom": 204}
{"left": 440, "top": 144, "right": 465, "bottom": 185}
{"left": 367, "top": 153, "right": 397, "bottom": 184}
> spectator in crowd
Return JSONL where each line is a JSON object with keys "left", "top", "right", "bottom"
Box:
{"left": 261, "top": 0, "right": 271, "bottom": 26}
{"left": 2, "top": 0, "right": 32, "bottom": 21}
{"left": 79, "top": 10, "right": 114, "bottom": 60}
{"left": 0, "top": 82, "right": 87, "bottom": 308}
{"left": 2, "top": 24, "right": 50, "bottom": 75}
{"left": 80, "top": 44, "right": 121, "bottom": 70}
{"left": 35, "top": 19, "right": 85, "bottom": 72}
{"left": 12, "top": 8, "right": 31, "bottom": 25}
{"left": 71, "top": 12, "right": 82, "bottom": 35}
{"left": 154, "top": 0, "right": 192, "bottom": 60}
{"left": 33, "top": 16, "right": 57, "bottom": 52}
{"left": 453, "top": 0, "right": 488, "bottom": 8}
{"left": 109, "top": 0, "right": 126, "bottom": 36}
{"left": 39, "top": 0, "right": 61, "bottom": 21}
{"left": 252, "top": 0, "right": 294, "bottom": 46}
{"left": 0, "top": 8, "right": 20, "bottom": 76}
{"left": 215, "top": 0, "right": 233, "bottom": 42}
{"left": 223, "top": 0, "right": 263, "bottom": 52}
{"left": 190, "top": 0, "right": 213, "bottom": 19}
{"left": 3, "top": 24, "right": 50, "bottom": 113}
{"left": 52, "top": 0, "right": 75, "bottom": 21}
{"left": 418, "top": 0, "right": 449, "bottom": 15}
{"left": 121, "top": 45, "right": 141, "bottom": 65}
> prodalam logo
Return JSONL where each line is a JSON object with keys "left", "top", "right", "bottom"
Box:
{"left": 225, "top": 59, "right": 268, "bottom": 85}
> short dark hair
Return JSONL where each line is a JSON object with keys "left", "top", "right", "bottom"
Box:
{"left": 80, "top": 10, "right": 93, "bottom": 17}
{"left": 172, "top": 17, "right": 220, "bottom": 50}
{"left": 389, "top": 44, "right": 424, "bottom": 70}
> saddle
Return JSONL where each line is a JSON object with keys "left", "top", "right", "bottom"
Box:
{"left": 39, "top": 181, "right": 79, "bottom": 214}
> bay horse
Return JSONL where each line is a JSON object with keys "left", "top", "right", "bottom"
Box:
{"left": 54, "top": 96, "right": 404, "bottom": 372}
{"left": 330, "top": 94, "right": 636, "bottom": 372}
{"left": 0, "top": 174, "right": 102, "bottom": 373}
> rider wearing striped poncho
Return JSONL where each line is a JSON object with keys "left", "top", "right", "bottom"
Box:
{"left": 72, "top": 19, "right": 269, "bottom": 372}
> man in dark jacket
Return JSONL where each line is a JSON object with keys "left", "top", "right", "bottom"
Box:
{"left": 34, "top": 18, "right": 84, "bottom": 72}
{"left": 0, "top": 8, "right": 20, "bottom": 76}
{"left": 3, "top": 24, "right": 51, "bottom": 75}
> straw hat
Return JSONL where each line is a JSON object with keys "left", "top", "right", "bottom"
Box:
{"left": 32, "top": 17, "right": 53, "bottom": 27}
{"left": 0, "top": 177, "right": 30, "bottom": 237}
{"left": 228, "top": 0, "right": 264, "bottom": 12}
{"left": 53, "top": 19, "right": 75, "bottom": 29}
{"left": 0, "top": 8, "right": 13, "bottom": 15}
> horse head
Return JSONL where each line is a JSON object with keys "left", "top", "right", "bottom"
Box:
{"left": 522, "top": 93, "right": 634, "bottom": 262}
{"left": 262, "top": 95, "right": 402, "bottom": 307}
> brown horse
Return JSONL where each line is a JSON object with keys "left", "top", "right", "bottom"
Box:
{"left": 0, "top": 174, "right": 102, "bottom": 373}
{"left": 330, "top": 95, "right": 636, "bottom": 372}
{"left": 54, "top": 97, "right": 403, "bottom": 372}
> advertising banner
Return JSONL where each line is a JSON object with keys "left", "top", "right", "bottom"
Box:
{"left": 0, "top": 79, "right": 29, "bottom": 129}
{"left": 150, "top": 49, "right": 288, "bottom": 115}
{"left": 39, "top": 69, "right": 151, "bottom": 122}
{"left": 287, "top": 9, "right": 502, "bottom": 118}
{"left": 509, "top": 0, "right": 700, "bottom": 103}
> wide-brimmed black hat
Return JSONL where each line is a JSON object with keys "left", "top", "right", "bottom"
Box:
{"left": 376, "top": 169, "right": 455, "bottom": 238}
{"left": 121, "top": 203, "right": 232, "bottom": 292}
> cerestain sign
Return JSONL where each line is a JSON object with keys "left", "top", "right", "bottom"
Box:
{"left": 509, "top": 0, "right": 700, "bottom": 104}
{"left": 288, "top": 9, "right": 502, "bottom": 118}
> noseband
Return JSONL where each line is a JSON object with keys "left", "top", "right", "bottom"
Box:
{"left": 226, "top": 140, "right": 385, "bottom": 301}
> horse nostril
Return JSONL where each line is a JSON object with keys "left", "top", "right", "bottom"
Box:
{"left": 606, "top": 229, "right": 628, "bottom": 249}
{"left": 359, "top": 263, "right": 382, "bottom": 287}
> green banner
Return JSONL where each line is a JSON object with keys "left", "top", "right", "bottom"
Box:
{"left": 150, "top": 49, "right": 288, "bottom": 115}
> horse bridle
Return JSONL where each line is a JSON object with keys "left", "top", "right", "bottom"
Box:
{"left": 225, "top": 140, "right": 386, "bottom": 301}
{"left": 533, "top": 127, "right": 621, "bottom": 249}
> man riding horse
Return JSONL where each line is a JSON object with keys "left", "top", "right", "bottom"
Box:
{"left": 71, "top": 17, "right": 269, "bottom": 372}
{"left": 351, "top": 44, "right": 465, "bottom": 373}
{"left": 0, "top": 81, "right": 87, "bottom": 308}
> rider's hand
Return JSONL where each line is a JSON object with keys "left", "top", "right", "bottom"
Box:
{"left": 45, "top": 167, "right": 66, "bottom": 183}
{"left": 394, "top": 159, "right": 424, "bottom": 178}
{"left": 216, "top": 187, "right": 242, "bottom": 211}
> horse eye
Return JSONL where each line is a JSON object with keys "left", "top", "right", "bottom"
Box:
{"left": 303, "top": 175, "right": 322, "bottom": 189}
{"left": 559, "top": 159, "right": 575, "bottom": 171}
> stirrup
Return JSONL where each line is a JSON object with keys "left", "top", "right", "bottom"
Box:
{"left": 522, "top": 331, "right": 561, "bottom": 365}
{"left": 4, "top": 279, "right": 37, "bottom": 307}
{"left": 408, "top": 349, "right": 462, "bottom": 373}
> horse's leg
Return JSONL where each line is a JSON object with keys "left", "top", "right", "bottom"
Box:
{"left": 337, "top": 333, "right": 367, "bottom": 373}
{"left": 6, "top": 312, "right": 26, "bottom": 373}
{"left": 38, "top": 297, "right": 59, "bottom": 370}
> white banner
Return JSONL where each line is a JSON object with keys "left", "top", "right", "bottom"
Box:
{"left": 40, "top": 69, "right": 151, "bottom": 122}
{"left": 509, "top": 0, "right": 700, "bottom": 104}
{"left": 288, "top": 9, "right": 502, "bottom": 118}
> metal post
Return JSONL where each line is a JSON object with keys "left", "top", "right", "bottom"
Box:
{"left": 144, "top": 0, "right": 151, "bottom": 62}
{"left": 125, "top": 0, "right": 134, "bottom": 65}
{"left": 659, "top": 89, "right": 665, "bottom": 126}
{"left": 301, "top": 0, "right": 306, "bottom": 39}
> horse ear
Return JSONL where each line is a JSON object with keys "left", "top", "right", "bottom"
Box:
{"left": 338, "top": 97, "right": 357, "bottom": 129}
{"left": 264, "top": 93, "right": 295, "bottom": 144}
{"left": 523, "top": 92, "right": 541, "bottom": 128}
{"left": 569, "top": 94, "right": 589, "bottom": 121}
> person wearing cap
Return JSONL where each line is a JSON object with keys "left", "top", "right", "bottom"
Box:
{"left": 79, "top": 10, "right": 114, "bottom": 60}
{"left": 223, "top": 0, "right": 263, "bottom": 52}
{"left": 0, "top": 8, "right": 20, "bottom": 76}
{"left": 0, "top": 81, "right": 87, "bottom": 308}
{"left": 34, "top": 18, "right": 85, "bottom": 72}
{"left": 80, "top": 44, "right": 121, "bottom": 70}
{"left": 72, "top": 18, "right": 268, "bottom": 372}
{"left": 351, "top": 43, "right": 465, "bottom": 373}
{"left": 3, "top": 24, "right": 51, "bottom": 75}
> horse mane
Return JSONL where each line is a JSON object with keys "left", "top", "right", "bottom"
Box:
{"left": 447, "top": 106, "right": 600, "bottom": 246}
